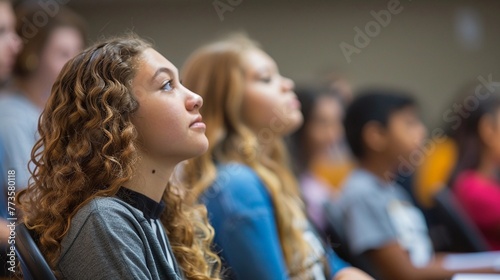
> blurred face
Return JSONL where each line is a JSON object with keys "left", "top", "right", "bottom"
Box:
{"left": 305, "top": 96, "right": 344, "bottom": 154}
{"left": 385, "top": 107, "right": 427, "bottom": 160}
{"left": 131, "top": 48, "right": 208, "bottom": 164}
{"left": 36, "top": 26, "right": 84, "bottom": 86}
{"left": 241, "top": 49, "right": 303, "bottom": 137}
{"left": 479, "top": 110, "right": 500, "bottom": 163}
{"left": 331, "top": 78, "right": 353, "bottom": 104}
{"left": 0, "top": 1, "right": 22, "bottom": 82}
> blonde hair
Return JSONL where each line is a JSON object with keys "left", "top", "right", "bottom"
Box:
{"left": 17, "top": 35, "right": 220, "bottom": 279}
{"left": 181, "top": 34, "right": 326, "bottom": 278}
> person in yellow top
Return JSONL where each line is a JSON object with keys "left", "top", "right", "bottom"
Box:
{"left": 414, "top": 81, "right": 491, "bottom": 208}
{"left": 311, "top": 157, "right": 356, "bottom": 193}
{"left": 414, "top": 136, "right": 457, "bottom": 208}
{"left": 289, "top": 86, "right": 355, "bottom": 231}
{"left": 310, "top": 74, "right": 356, "bottom": 192}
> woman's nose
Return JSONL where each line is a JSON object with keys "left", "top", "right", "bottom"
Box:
{"left": 282, "top": 76, "right": 295, "bottom": 92}
{"left": 186, "top": 89, "right": 203, "bottom": 111}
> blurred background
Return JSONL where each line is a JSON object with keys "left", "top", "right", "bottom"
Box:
{"left": 66, "top": 0, "right": 500, "bottom": 127}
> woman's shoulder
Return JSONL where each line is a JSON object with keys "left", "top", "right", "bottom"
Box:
{"left": 202, "top": 162, "right": 273, "bottom": 214}
{"left": 80, "top": 196, "right": 141, "bottom": 215}
{"left": 455, "top": 170, "right": 500, "bottom": 192}
{"left": 68, "top": 197, "right": 146, "bottom": 233}
{"left": 59, "top": 196, "right": 148, "bottom": 261}
{"left": 217, "top": 161, "right": 258, "bottom": 176}
{"left": 213, "top": 163, "right": 264, "bottom": 192}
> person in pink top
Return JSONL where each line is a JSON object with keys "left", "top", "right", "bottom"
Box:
{"left": 454, "top": 171, "right": 500, "bottom": 250}
{"left": 450, "top": 83, "right": 500, "bottom": 251}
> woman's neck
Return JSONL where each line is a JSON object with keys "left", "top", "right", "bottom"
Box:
{"left": 310, "top": 148, "right": 332, "bottom": 162}
{"left": 122, "top": 155, "right": 176, "bottom": 202}
{"left": 476, "top": 149, "right": 498, "bottom": 180}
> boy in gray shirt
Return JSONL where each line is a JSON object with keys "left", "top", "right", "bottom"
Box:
{"left": 335, "top": 90, "right": 498, "bottom": 279}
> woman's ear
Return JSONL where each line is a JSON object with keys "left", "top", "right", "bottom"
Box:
{"left": 362, "top": 121, "right": 387, "bottom": 154}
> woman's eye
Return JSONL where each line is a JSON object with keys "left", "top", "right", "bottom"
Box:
{"left": 259, "top": 77, "right": 272, "bottom": 83}
{"left": 162, "top": 81, "right": 173, "bottom": 91}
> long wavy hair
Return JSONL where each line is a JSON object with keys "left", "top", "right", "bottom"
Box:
{"left": 17, "top": 35, "right": 221, "bottom": 280}
{"left": 181, "top": 35, "right": 326, "bottom": 278}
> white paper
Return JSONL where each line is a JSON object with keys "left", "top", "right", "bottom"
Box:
{"left": 452, "top": 274, "right": 500, "bottom": 280}
{"left": 443, "top": 251, "right": 500, "bottom": 270}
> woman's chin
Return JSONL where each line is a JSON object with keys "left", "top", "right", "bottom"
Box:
{"left": 191, "top": 137, "right": 210, "bottom": 158}
{"left": 283, "top": 113, "right": 304, "bottom": 136}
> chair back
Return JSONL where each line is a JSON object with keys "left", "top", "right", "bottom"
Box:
{"left": 15, "top": 223, "right": 57, "bottom": 280}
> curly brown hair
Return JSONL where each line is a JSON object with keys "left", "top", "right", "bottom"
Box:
{"left": 17, "top": 34, "right": 221, "bottom": 280}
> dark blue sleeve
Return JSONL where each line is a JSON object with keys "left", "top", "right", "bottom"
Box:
{"left": 202, "top": 164, "right": 289, "bottom": 280}
{"left": 326, "top": 246, "right": 349, "bottom": 278}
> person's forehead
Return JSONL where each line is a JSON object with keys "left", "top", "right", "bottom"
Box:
{"left": 243, "top": 49, "right": 276, "bottom": 71}
{"left": 315, "top": 97, "right": 341, "bottom": 113}
{"left": 389, "top": 106, "right": 419, "bottom": 122}
{"left": 141, "top": 48, "right": 176, "bottom": 71}
{"left": 133, "top": 48, "right": 177, "bottom": 87}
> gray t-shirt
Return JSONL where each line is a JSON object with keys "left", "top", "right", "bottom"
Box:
{"left": 58, "top": 196, "right": 182, "bottom": 280}
{"left": 335, "top": 169, "right": 433, "bottom": 267}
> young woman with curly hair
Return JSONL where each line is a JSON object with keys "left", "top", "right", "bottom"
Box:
{"left": 17, "top": 35, "right": 221, "bottom": 280}
{"left": 181, "top": 35, "right": 373, "bottom": 280}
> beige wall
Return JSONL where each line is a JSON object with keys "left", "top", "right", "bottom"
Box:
{"left": 68, "top": 0, "right": 500, "bottom": 126}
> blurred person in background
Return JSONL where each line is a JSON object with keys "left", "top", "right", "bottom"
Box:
{"left": 0, "top": 0, "right": 21, "bottom": 87}
{"left": 181, "top": 34, "right": 373, "bottom": 280}
{"left": 311, "top": 74, "right": 355, "bottom": 191}
{"left": 10, "top": 1, "right": 87, "bottom": 107}
{"left": 0, "top": 2, "right": 86, "bottom": 276}
{"left": 413, "top": 83, "right": 483, "bottom": 209}
{"left": 413, "top": 128, "right": 458, "bottom": 209}
{"left": 327, "top": 73, "right": 353, "bottom": 106}
{"left": 413, "top": 82, "right": 491, "bottom": 253}
{"left": 337, "top": 90, "right": 500, "bottom": 280}
{"left": 449, "top": 83, "right": 500, "bottom": 251}
{"left": 289, "top": 87, "right": 351, "bottom": 233}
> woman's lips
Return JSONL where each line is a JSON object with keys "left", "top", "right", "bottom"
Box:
{"left": 190, "top": 115, "right": 206, "bottom": 130}
{"left": 190, "top": 121, "right": 206, "bottom": 130}
{"left": 289, "top": 98, "right": 301, "bottom": 109}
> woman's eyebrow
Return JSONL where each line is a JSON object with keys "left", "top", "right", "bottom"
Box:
{"left": 151, "top": 67, "right": 177, "bottom": 82}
